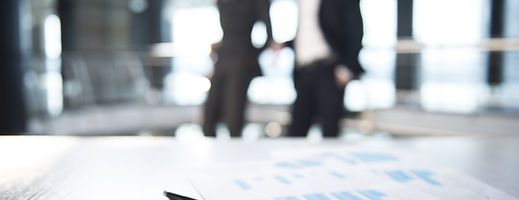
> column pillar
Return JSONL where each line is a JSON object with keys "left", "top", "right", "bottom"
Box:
{"left": 0, "top": 0, "right": 27, "bottom": 134}
{"left": 487, "top": 0, "right": 505, "bottom": 86}
{"left": 395, "top": 0, "right": 418, "bottom": 91}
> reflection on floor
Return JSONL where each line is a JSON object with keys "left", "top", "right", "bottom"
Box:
{"left": 29, "top": 99, "right": 519, "bottom": 137}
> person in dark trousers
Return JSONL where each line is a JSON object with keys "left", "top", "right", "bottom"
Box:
{"left": 287, "top": 0, "right": 365, "bottom": 137}
{"left": 203, "top": 0, "right": 274, "bottom": 137}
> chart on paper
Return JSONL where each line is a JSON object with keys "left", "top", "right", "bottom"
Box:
{"left": 188, "top": 147, "right": 517, "bottom": 200}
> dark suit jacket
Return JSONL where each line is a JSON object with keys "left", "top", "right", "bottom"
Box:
{"left": 290, "top": 0, "right": 365, "bottom": 78}
{"left": 215, "top": 0, "right": 273, "bottom": 77}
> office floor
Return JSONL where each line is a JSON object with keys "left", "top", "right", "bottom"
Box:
{"left": 28, "top": 100, "right": 519, "bottom": 138}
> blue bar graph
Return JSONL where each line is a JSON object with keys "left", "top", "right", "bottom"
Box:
{"left": 329, "top": 171, "right": 346, "bottom": 179}
{"left": 349, "top": 152, "right": 399, "bottom": 163}
{"left": 234, "top": 179, "right": 251, "bottom": 190}
{"left": 331, "top": 192, "right": 363, "bottom": 200}
{"left": 358, "top": 190, "right": 386, "bottom": 200}
{"left": 275, "top": 197, "right": 301, "bottom": 200}
{"left": 331, "top": 154, "right": 357, "bottom": 164}
{"left": 275, "top": 160, "right": 322, "bottom": 169}
{"left": 293, "top": 173, "right": 305, "bottom": 179}
{"left": 276, "top": 162, "right": 300, "bottom": 169}
{"left": 385, "top": 170, "right": 412, "bottom": 183}
{"left": 303, "top": 193, "right": 331, "bottom": 200}
{"left": 298, "top": 160, "right": 322, "bottom": 167}
{"left": 273, "top": 190, "right": 387, "bottom": 200}
{"left": 412, "top": 170, "right": 442, "bottom": 186}
{"left": 275, "top": 175, "right": 292, "bottom": 185}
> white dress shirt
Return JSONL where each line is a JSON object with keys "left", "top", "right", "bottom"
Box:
{"left": 295, "top": 0, "right": 333, "bottom": 67}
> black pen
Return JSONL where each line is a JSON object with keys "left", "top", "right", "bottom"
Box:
{"left": 163, "top": 191, "right": 198, "bottom": 200}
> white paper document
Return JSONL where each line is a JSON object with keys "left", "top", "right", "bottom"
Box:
{"left": 188, "top": 147, "right": 517, "bottom": 200}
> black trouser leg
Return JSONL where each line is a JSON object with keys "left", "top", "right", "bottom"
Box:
{"left": 203, "top": 73, "right": 225, "bottom": 137}
{"left": 288, "top": 78, "right": 314, "bottom": 137}
{"left": 288, "top": 68, "right": 316, "bottom": 137}
{"left": 317, "top": 68, "right": 345, "bottom": 138}
{"left": 224, "top": 74, "right": 253, "bottom": 138}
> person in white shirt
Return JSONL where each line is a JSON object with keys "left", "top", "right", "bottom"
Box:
{"left": 287, "top": 0, "right": 365, "bottom": 137}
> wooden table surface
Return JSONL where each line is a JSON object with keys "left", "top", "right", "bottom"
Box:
{"left": 1, "top": 134, "right": 518, "bottom": 200}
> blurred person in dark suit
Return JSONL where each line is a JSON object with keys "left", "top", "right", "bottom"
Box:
{"left": 203, "top": 0, "right": 275, "bottom": 137}
{"left": 287, "top": 0, "right": 365, "bottom": 137}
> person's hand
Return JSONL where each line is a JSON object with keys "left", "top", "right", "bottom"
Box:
{"left": 269, "top": 42, "right": 284, "bottom": 52}
{"left": 334, "top": 66, "right": 353, "bottom": 88}
{"left": 268, "top": 42, "right": 284, "bottom": 67}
